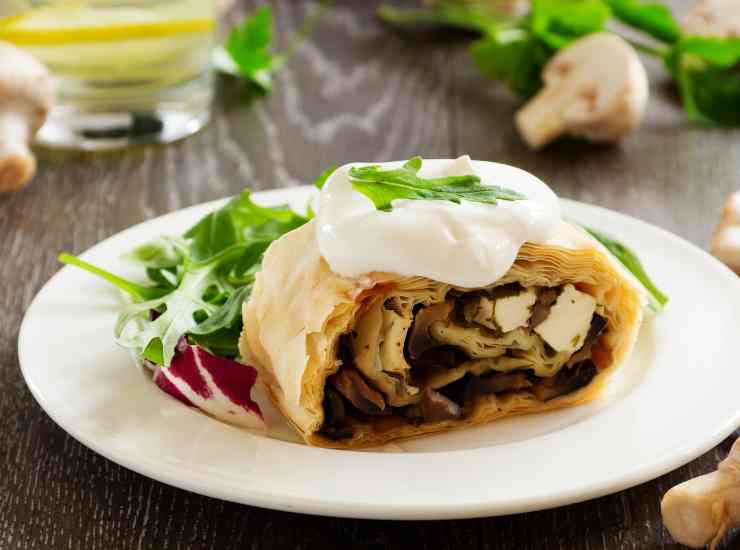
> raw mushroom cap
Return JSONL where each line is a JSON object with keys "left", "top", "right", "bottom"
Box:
{"left": 682, "top": 0, "right": 740, "bottom": 38}
{"left": 515, "top": 33, "right": 649, "bottom": 149}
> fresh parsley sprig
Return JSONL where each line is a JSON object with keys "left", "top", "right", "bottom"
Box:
{"left": 349, "top": 156, "right": 525, "bottom": 211}
{"left": 214, "top": 3, "right": 331, "bottom": 92}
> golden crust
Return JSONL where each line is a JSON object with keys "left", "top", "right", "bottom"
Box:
{"left": 240, "top": 220, "right": 645, "bottom": 449}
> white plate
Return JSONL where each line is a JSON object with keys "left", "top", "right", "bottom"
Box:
{"left": 19, "top": 187, "right": 740, "bottom": 520}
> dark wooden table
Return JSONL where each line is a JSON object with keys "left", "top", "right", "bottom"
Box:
{"left": 2, "top": 1, "right": 738, "bottom": 548}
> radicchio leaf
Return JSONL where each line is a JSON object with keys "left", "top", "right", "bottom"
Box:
{"left": 153, "top": 338, "right": 263, "bottom": 429}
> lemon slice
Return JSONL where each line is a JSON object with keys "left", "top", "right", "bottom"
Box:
{"left": 0, "top": 5, "right": 214, "bottom": 46}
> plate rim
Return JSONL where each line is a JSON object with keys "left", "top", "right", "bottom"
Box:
{"left": 18, "top": 186, "right": 740, "bottom": 520}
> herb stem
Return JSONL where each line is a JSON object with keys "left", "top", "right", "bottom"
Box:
{"left": 58, "top": 253, "right": 166, "bottom": 301}
{"left": 622, "top": 36, "right": 669, "bottom": 58}
{"left": 275, "top": 0, "right": 333, "bottom": 68}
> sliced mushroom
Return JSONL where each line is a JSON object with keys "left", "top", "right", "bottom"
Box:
{"left": 420, "top": 388, "right": 461, "bottom": 422}
{"left": 323, "top": 387, "right": 346, "bottom": 427}
{"left": 0, "top": 41, "right": 54, "bottom": 193}
{"left": 710, "top": 190, "right": 740, "bottom": 274}
{"left": 515, "top": 33, "right": 648, "bottom": 149}
{"left": 682, "top": 0, "right": 740, "bottom": 38}
{"left": 474, "top": 371, "right": 533, "bottom": 395}
{"left": 531, "top": 360, "right": 597, "bottom": 401}
{"left": 529, "top": 287, "right": 559, "bottom": 328}
{"left": 566, "top": 313, "right": 607, "bottom": 367}
{"left": 405, "top": 300, "right": 453, "bottom": 360}
{"left": 331, "top": 368, "right": 386, "bottom": 414}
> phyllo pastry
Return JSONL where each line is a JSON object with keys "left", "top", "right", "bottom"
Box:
{"left": 240, "top": 157, "right": 645, "bottom": 448}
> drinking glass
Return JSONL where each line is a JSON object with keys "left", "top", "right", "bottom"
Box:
{"left": 0, "top": 0, "right": 216, "bottom": 150}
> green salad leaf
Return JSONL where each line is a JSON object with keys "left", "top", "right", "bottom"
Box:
{"left": 350, "top": 156, "right": 526, "bottom": 211}
{"left": 314, "top": 164, "right": 337, "bottom": 190}
{"left": 59, "top": 190, "right": 309, "bottom": 366}
{"left": 604, "top": 0, "right": 680, "bottom": 43}
{"left": 584, "top": 226, "right": 668, "bottom": 313}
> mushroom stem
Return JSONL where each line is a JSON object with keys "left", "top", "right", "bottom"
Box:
{"left": 516, "top": 87, "right": 570, "bottom": 149}
{"left": 0, "top": 109, "right": 35, "bottom": 193}
{"left": 661, "top": 438, "right": 740, "bottom": 549}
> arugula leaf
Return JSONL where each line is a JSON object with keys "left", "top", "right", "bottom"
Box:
{"left": 189, "top": 285, "right": 252, "bottom": 338}
{"left": 584, "top": 226, "right": 668, "bottom": 313}
{"left": 184, "top": 190, "right": 307, "bottom": 264}
{"left": 604, "top": 0, "right": 680, "bottom": 44}
{"left": 124, "top": 236, "right": 187, "bottom": 268}
{"left": 349, "top": 156, "right": 526, "bottom": 212}
{"left": 114, "top": 264, "right": 221, "bottom": 366}
{"left": 224, "top": 6, "right": 276, "bottom": 91}
{"left": 471, "top": 27, "right": 551, "bottom": 98}
{"left": 315, "top": 164, "right": 337, "bottom": 190}
{"left": 188, "top": 324, "right": 243, "bottom": 358}
{"left": 58, "top": 253, "right": 169, "bottom": 301}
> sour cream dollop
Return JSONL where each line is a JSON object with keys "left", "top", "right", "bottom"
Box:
{"left": 315, "top": 156, "right": 561, "bottom": 288}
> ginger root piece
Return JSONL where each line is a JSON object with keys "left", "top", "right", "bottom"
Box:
{"left": 515, "top": 33, "right": 649, "bottom": 149}
{"left": 662, "top": 438, "right": 740, "bottom": 549}
{"left": 682, "top": 0, "right": 740, "bottom": 38}
{"left": 710, "top": 190, "right": 740, "bottom": 274}
{"left": 0, "top": 41, "right": 53, "bottom": 193}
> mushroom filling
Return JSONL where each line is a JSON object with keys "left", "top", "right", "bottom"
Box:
{"left": 320, "top": 283, "right": 608, "bottom": 440}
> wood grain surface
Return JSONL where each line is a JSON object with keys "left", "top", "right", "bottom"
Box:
{"left": 1, "top": 1, "right": 739, "bottom": 548}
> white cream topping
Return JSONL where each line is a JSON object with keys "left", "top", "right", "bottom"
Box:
{"left": 315, "top": 156, "right": 561, "bottom": 288}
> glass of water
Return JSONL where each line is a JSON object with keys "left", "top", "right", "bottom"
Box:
{"left": 0, "top": 0, "right": 215, "bottom": 150}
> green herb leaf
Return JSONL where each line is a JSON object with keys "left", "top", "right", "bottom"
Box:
{"left": 584, "top": 226, "right": 668, "bottom": 313}
{"left": 189, "top": 285, "right": 252, "bottom": 338}
{"left": 315, "top": 164, "right": 337, "bottom": 189}
{"left": 115, "top": 265, "right": 220, "bottom": 366}
{"left": 530, "top": 0, "right": 611, "bottom": 49}
{"left": 224, "top": 6, "right": 276, "bottom": 91}
{"left": 124, "top": 236, "right": 187, "bottom": 268}
{"left": 377, "top": 2, "right": 507, "bottom": 34}
{"left": 349, "top": 156, "right": 526, "bottom": 212}
{"left": 669, "top": 36, "right": 740, "bottom": 125}
{"left": 604, "top": 0, "right": 680, "bottom": 43}
{"left": 188, "top": 324, "right": 243, "bottom": 358}
{"left": 184, "top": 190, "right": 307, "bottom": 264}
{"left": 58, "top": 253, "right": 169, "bottom": 301}
{"left": 216, "top": 3, "right": 330, "bottom": 92}
{"left": 62, "top": 185, "right": 310, "bottom": 367}
{"left": 471, "top": 27, "right": 550, "bottom": 98}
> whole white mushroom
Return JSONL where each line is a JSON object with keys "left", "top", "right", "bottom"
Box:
{"left": 661, "top": 438, "right": 740, "bottom": 549}
{"left": 682, "top": 0, "right": 740, "bottom": 38}
{"left": 0, "top": 41, "right": 54, "bottom": 193}
{"left": 515, "top": 33, "right": 649, "bottom": 149}
{"left": 710, "top": 190, "right": 740, "bottom": 274}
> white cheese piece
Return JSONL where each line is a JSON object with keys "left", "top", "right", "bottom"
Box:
{"left": 534, "top": 284, "right": 596, "bottom": 353}
{"left": 494, "top": 288, "right": 537, "bottom": 332}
